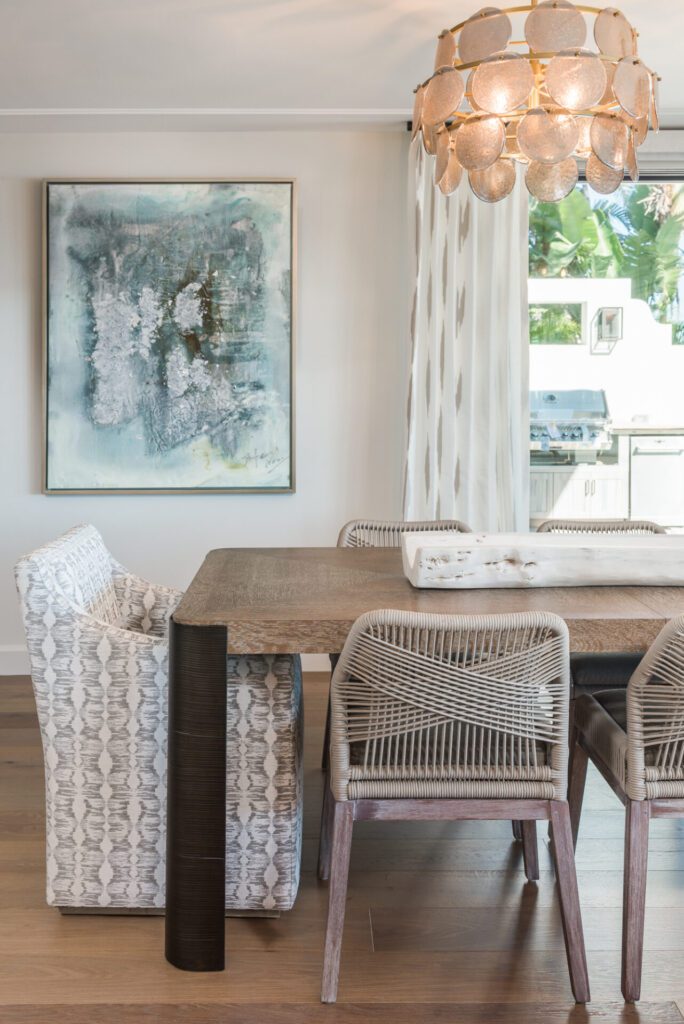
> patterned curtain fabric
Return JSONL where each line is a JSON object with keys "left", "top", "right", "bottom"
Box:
{"left": 404, "top": 138, "right": 530, "bottom": 532}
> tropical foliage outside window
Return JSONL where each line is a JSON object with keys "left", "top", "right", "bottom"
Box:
{"left": 529, "top": 184, "right": 684, "bottom": 344}
{"left": 529, "top": 303, "right": 583, "bottom": 345}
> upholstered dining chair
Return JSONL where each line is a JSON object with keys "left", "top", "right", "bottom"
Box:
{"left": 569, "top": 613, "right": 684, "bottom": 1002}
{"left": 318, "top": 609, "right": 590, "bottom": 1005}
{"left": 15, "top": 524, "right": 303, "bottom": 914}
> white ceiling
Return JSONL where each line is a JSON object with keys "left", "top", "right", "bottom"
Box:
{"left": 0, "top": 0, "right": 681, "bottom": 130}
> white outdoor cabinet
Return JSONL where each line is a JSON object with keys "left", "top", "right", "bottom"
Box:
{"left": 530, "top": 432, "right": 684, "bottom": 529}
{"left": 629, "top": 434, "right": 684, "bottom": 527}
{"left": 530, "top": 439, "right": 630, "bottom": 526}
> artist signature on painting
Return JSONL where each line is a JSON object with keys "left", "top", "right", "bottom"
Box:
{"left": 243, "top": 449, "right": 289, "bottom": 473}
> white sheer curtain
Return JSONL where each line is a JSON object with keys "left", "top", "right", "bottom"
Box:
{"left": 403, "top": 138, "right": 530, "bottom": 532}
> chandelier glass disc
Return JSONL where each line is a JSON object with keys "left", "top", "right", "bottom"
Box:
{"left": 524, "top": 0, "right": 587, "bottom": 51}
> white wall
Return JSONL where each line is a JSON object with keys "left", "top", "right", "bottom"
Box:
{"left": 529, "top": 277, "right": 684, "bottom": 426}
{"left": 0, "top": 130, "right": 410, "bottom": 672}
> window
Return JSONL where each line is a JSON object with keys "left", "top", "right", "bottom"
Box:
{"left": 530, "top": 302, "right": 583, "bottom": 345}
{"left": 529, "top": 184, "right": 684, "bottom": 344}
{"left": 528, "top": 180, "right": 684, "bottom": 531}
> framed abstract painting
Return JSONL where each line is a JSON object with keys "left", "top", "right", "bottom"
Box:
{"left": 43, "top": 179, "right": 296, "bottom": 493}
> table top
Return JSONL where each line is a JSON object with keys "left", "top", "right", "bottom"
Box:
{"left": 173, "top": 547, "right": 684, "bottom": 654}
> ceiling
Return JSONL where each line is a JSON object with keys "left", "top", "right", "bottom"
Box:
{"left": 0, "top": 0, "right": 681, "bottom": 130}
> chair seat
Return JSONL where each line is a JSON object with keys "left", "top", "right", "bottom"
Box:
{"left": 574, "top": 689, "right": 630, "bottom": 791}
{"left": 349, "top": 739, "right": 549, "bottom": 771}
{"left": 571, "top": 653, "right": 643, "bottom": 695}
{"left": 346, "top": 739, "right": 556, "bottom": 799}
{"left": 593, "top": 688, "right": 628, "bottom": 732}
{"left": 575, "top": 689, "right": 684, "bottom": 797}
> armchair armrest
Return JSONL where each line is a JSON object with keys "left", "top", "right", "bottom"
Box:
{"left": 112, "top": 568, "right": 182, "bottom": 638}
{"left": 32, "top": 611, "right": 169, "bottom": 723}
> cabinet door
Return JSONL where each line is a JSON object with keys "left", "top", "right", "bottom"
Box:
{"left": 589, "top": 475, "right": 628, "bottom": 518}
{"left": 552, "top": 473, "right": 592, "bottom": 518}
{"left": 630, "top": 437, "right": 684, "bottom": 525}
{"left": 530, "top": 471, "right": 555, "bottom": 518}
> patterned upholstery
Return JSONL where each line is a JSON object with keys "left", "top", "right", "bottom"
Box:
{"left": 15, "top": 525, "right": 303, "bottom": 912}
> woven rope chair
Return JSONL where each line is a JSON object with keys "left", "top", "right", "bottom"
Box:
{"left": 334, "top": 518, "right": 539, "bottom": 869}
{"left": 536, "top": 521, "right": 666, "bottom": 695}
{"left": 532, "top": 518, "right": 669, "bottom": 847}
{"left": 337, "top": 517, "right": 472, "bottom": 548}
{"left": 324, "top": 519, "right": 472, "bottom": 767}
{"left": 318, "top": 609, "right": 589, "bottom": 1005}
{"left": 569, "top": 613, "right": 684, "bottom": 1002}
{"left": 537, "top": 519, "right": 665, "bottom": 536}
{"left": 326, "top": 522, "right": 473, "bottom": 797}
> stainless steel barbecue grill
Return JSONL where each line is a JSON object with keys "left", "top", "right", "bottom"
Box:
{"left": 530, "top": 390, "right": 613, "bottom": 456}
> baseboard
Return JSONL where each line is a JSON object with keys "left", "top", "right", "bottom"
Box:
{"left": 302, "top": 654, "right": 331, "bottom": 672}
{"left": 0, "top": 645, "right": 30, "bottom": 675}
{"left": 0, "top": 645, "right": 329, "bottom": 676}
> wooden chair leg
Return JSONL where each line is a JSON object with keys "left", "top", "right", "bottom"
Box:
{"left": 622, "top": 800, "right": 650, "bottom": 1003}
{"left": 521, "top": 820, "right": 539, "bottom": 881}
{"left": 318, "top": 775, "right": 335, "bottom": 881}
{"left": 321, "top": 800, "right": 354, "bottom": 1004}
{"left": 567, "top": 727, "right": 589, "bottom": 849}
{"left": 550, "top": 801, "right": 590, "bottom": 1004}
{"left": 512, "top": 820, "right": 523, "bottom": 841}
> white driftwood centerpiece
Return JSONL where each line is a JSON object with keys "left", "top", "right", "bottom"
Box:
{"left": 402, "top": 532, "right": 684, "bottom": 590}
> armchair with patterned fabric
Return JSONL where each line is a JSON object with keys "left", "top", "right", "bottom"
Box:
{"left": 14, "top": 524, "right": 303, "bottom": 914}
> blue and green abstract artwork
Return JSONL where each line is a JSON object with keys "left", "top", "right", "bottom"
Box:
{"left": 45, "top": 180, "right": 294, "bottom": 492}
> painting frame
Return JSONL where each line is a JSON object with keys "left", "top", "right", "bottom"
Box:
{"left": 42, "top": 177, "right": 297, "bottom": 495}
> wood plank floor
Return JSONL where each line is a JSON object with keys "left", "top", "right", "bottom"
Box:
{"left": 2, "top": 673, "right": 684, "bottom": 1023}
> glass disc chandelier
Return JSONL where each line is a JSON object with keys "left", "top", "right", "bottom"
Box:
{"left": 412, "top": 1, "right": 661, "bottom": 203}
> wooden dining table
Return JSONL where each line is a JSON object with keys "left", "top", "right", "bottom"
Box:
{"left": 163, "top": 545, "right": 684, "bottom": 972}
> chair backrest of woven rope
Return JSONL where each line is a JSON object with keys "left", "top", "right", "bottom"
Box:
{"left": 337, "top": 519, "right": 472, "bottom": 549}
{"left": 537, "top": 518, "right": 666, "bottom": 536}
{"left": 331, "top": 609, "right": 570, "bottom": 784}
{"left": 628, "top": 614, "right": 684, "bottom": 792}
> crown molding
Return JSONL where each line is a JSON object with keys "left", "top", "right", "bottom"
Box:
{"left": 0, "top": 107, "right": 412, "bottom": 133}
{"left": 1, "top": 106, "right": 683, "bottom": 137}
